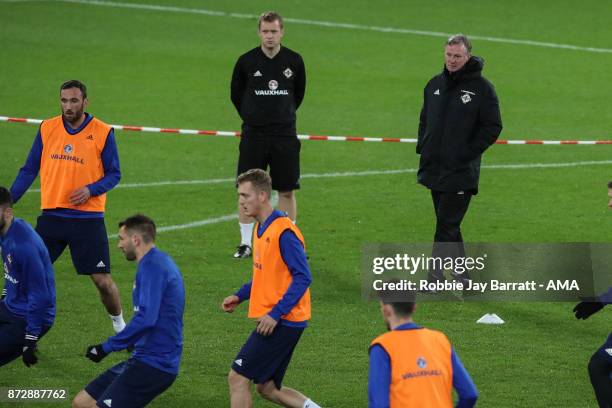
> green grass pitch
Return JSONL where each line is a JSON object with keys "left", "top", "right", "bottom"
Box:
{"left": 1, "top": 0, "right": 612, "bottom": 406}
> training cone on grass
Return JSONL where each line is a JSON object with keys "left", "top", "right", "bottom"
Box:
{"left": 477, "top": 313, "right": 505, "bottom": 324}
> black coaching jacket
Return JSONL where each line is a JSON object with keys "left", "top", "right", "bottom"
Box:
{"left": 416, "top": 56, "right": 502, "bottom": 194}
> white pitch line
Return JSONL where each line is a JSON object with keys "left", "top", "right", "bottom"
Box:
{"left": 107, "top": 214, "right": 237, "bottom": 238}
{"left": 103, "top": 158, "right": 612, "bottom": 237}
{"left": 51, "top": 0, "right": 612, "bottom": 54}
{"left": 24, "top": 159, "right": 612, "bottom": 194}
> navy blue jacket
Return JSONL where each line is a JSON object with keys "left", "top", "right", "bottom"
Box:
{"left": 0, "top": 218, "right": 56, "bottom": 339}
{"left": 102, "top": 248, "right": 185, "bottom": 375}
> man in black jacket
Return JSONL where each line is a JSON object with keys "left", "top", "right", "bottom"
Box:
{"left": 230, "top": 11, "right": 306, "bottom": 259}
{"left": 417, "top": 34, "right": 502, "bottom": 285}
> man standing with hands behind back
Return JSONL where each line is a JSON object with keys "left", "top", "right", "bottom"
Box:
{"left": 417, "top": 34, "right": 502, "bottom": 285}
{"left": 231, "top": 11, "right": 306, "bottom": 259}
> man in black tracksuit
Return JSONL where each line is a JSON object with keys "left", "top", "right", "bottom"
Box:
{"left": 417, "top": 34, "right": 502, "bottom": 284}
{"left": 230, "top": 11, "right": 306, "bottom": 259}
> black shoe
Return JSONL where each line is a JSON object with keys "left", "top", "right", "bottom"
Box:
{"left": 234, "top": 244, "right": 252, "bottom": 259}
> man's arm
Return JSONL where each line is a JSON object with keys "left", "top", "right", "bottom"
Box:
{"left": 267, "top": 230, "right": 312, "bottom": 321}
{"left": 368, "top": 344, "right": 391, "bottom": 408}
{"left": 10, "top": 130, "right": 43, "bottom": 203}
{"left": 101, "top": 265, "right": 165, "bottom": 353}
{"left": 235, "top": 281, "right": 252, "bottom": 302}
{"left": 599, "top": 287, "right": 612, "bottom": 304}
{"left": 466, "top": 84, "right": 502, "bottom": 159}
{"left": 416, "top": 86, "right": 428, "bottom": 154}
{"left": 451, "top": 347, "right": 478, "bottom": 408}
{"left": 231, "top": 57, "right": 246, "bottom": 114}
{"left": 86, "top": 129, "right": 121, "bottom": 196}
{"left": 574, "top": 287, "right": 612, "bottom": 319}
{"left": 20, "top": 244, "right": 54, "bottom": 342}
{"left": 294, "top": 55, "right": 306, "bottom": 110}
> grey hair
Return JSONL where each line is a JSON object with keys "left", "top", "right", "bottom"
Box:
{"left": 447, "top": 34, "right": 472, "bottom": 53}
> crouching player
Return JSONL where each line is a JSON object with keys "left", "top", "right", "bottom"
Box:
{"left": 0, "top": 187, "right": 55, "bottom": 367}
{"left": 72, "top": 215, "right": 185, "bottom": 408}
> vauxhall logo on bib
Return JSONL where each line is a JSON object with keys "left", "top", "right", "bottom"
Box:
{"left": 254, "top": 79, "right": 289, "bottom": 96}
{"left": 51, "top": 144, "right": 85, "bottom": 164}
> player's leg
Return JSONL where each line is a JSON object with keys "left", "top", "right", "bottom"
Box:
{"left": 90, "top": 273, "right": 123, "bottom": 327}
{"left": 0, "top": 303, "right": 26, "bottom": 366}
{"left": 588, "top": 337, "right": 612, "bottom": 407}
{"left": 73, "top": 361, "right": 124, "bottom": 408}
{"left": 235, "top": 136, "right": 268, "bottom": 258}
{"left": 95, "top": 359, "right": 177, "bottom": 408}
{"left": 68, "top": 218, "right": 125, "bottom": 332}
{"left": 253, "top": 325, "right": 322, "bottom": 407}
{"left": 432, "top": 190, "right": 472, "bottom": 243}
{"left": 429, "top": 190, "right": 472, "bottom": 282}
{"left": 228, "top": 369, "right": 253, "bottom": 408}
{"left": 256, "top": 381, "right": 313, "bottom": 408}
{"left": 35, "top": 214, "right": 68, "bottom": 263}
{"left": 71, "top": 391, "right": 97, "bottom": 408}
{"left": 277, "top": 191, "right": 297, "bottom": 221}
{"left": 269, "top": 137, "right": 300, "bottom": 222}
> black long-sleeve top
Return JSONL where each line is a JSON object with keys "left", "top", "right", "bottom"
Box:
{"left": 231, "top": 46, "right": 306, "bottom": 137}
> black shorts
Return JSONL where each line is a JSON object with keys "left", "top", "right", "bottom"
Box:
{"left": 0, "top": 302, "right": 51, "bottom": 367}
{"left": 85, "top": 359, "right": 176, "bottom": 408}
{"left": 35, "top": 214, "right": 111, "bottom": 275}
{"left": 237, "top": 136, "right": 301, "bottom": 191}
{"left": 231, "top": 325, "right": 304, "bottom": 389}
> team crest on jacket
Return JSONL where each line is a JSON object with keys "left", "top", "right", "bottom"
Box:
{"left": 64, "top": 144, "right": 73, "bottom": 154}
{"left": 283, "top": 68, "right": 293, "bottom": 78}
{"left": 268, "top": 80, "right": 279, "bottom": 90}
{"left": 460, "top": 90, "right": 475, "bottom": 104}
{"left": 417, "top": 357, "right": 427, "bottom": 368}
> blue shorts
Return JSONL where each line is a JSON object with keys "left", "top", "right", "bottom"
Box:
{"left": 36, "top": 214, "right": 111, "bottom": 275}
{"left": 597, "top": 332, "right": 612, "bottom": 362}
{"left": 232, "top": 324, "right": 304, "bottom": 389}
{"left": 0, "top": 302, "right": 51, "bottom": 367}
{"left": 85, "top": 359, "right": 176, "bottom": 408}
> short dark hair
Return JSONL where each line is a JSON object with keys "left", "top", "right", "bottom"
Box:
{"left": 258, "top": 11, "right": 283, "bottom": 29}
{"left": 378, "top": 279, "right": 416, "bottom": 317}
{"left": 236, "top": 169, "right": 272, "bottom": 197}
{"left": 384, "top": 301, "right": 416, "bottom": 317}
{"left": 119, "top": 214, "right": 156, "bottom": 243}
{"left": 60, "top": 80, "right": 87, "bottom": 99}
{"left": 0, "top": 187, "right": 13, "bottom": 208}
{"left": 608, "top": 181, "right": 612, "bottom": 189}
{"left": 447, "top": 34, "right": 472, "bottom": 53}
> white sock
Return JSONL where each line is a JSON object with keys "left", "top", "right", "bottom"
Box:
{"left": 240, "top": 222, "right": 254, "bottom": 246}
{"left": 110, "top": 312, "right": 126, "bottom": 333}
{"left": 303, "top": 399, "right": 321, "bottom": 408}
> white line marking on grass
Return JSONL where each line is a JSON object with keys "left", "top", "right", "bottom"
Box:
{"left": 107, "top": 214, "right": 237, "bottom": 238}
{"left": 25, "top": 159, "right": 612, "bottom": 194}
{"left": 55, "top": 0, "right": 612, "bottom": 54}
{"left": 99, "top": 159, "right": 612, "bottom": 237}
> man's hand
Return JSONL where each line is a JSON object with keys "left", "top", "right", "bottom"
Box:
{"left": 573, "top": 298, "right": 604, "bottom": 320}
{"left": 85, "top": 344, "right": 108, "bottom": 363}
{"left": 222, "top": 295, "right": 240, "bottom": 313}
{"left": 256, "top": 314, "right": 278, "bottom": 336}
{"left": 22, "top": 339, "right": 38, "bottom": 367}
{"left": 69, "top": 186, "right": 91, "bottom": 206}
